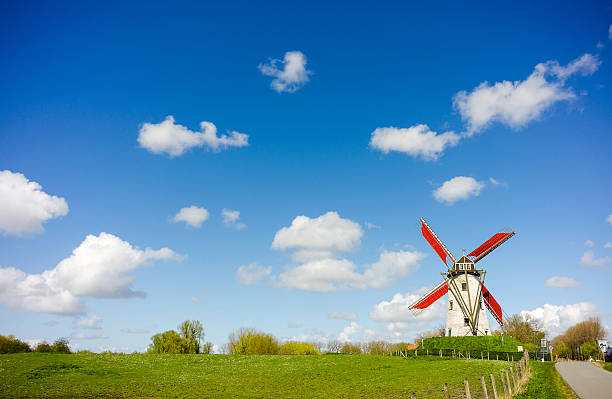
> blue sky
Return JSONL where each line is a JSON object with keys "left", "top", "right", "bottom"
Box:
{"left": 1, "top": 0, "right": 611, "bottom": 352}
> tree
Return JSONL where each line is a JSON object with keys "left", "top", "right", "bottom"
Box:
{"left": 556, "top": 341, "right": 571, "bottom": 358}
{"left": 552, "top": 317, "right": 605, "bottom": 359}
{"left": 0, "top": 334, "right": 31, "bottom": 354}
{"left": 340, "top": 342, "right": 362, "bottom": 354}
{"left": 52, "top": 338, "right": 71, "bottom": 354}
{"left": 327, "top": 340, "right": 341, "bottom": 353}
{"left": 148, "top": 330, "right": 186, "bottom": 354}
{"left": 229, "top": 328, "right": 279, "bottom": 355}
{"left": 35, "top": 341, "right": 53, "bottom": 353}
{"left": 500, "top": 314, "right": 545, "bottom": 345}
{"left": 178, "top": 320, "right": 204, "bottom": 354}
{"left": 580, "top": 340, "right": 600, "bottom": 359}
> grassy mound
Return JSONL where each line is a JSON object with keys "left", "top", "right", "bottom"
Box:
{"left": 1, "top": 352, "right": 515, "bottom": 398}
{"left": 423, "top": 336, "right": 525, "bottom": 352}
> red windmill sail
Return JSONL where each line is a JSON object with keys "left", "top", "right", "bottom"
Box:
{"left": 468, "top": 232, "right": 515, "bottom": 263}
{"left": 420, "top": 218, "right": 455, "bottom": 267}
{"left": 479, "top": 281, "right": 503, "bottom": 324}
{"left": 409, "top": 279, "right": 449, "bottom": 310}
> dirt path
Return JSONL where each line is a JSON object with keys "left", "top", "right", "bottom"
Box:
{"left": 555, "top": 361, "right": 612, "bottom": 399}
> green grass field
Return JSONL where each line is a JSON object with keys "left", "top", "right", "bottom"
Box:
{"left": 515, "top": 361, "right": 577, "bottom": 399}
{"left": 1, "top": 353, "right": 517, "bottom": 398}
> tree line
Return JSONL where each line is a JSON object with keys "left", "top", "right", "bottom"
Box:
{"left": 0, "top": 334, "right": 71, "bottom": 354}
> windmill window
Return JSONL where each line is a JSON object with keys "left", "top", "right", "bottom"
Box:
{"left": 461, "top": 282, "right": 467, "bottom": 291}
{"left": 464, "top": 317, "right": 470, "bottom": 326}
{"left": 448, "top": 329, "right": 452, "bottom": 337}
{"left": 459, "top": 264, "right": 464, "bottom": 270}
{"left": 449, "top": 300, "right": 453, "bottom": 310}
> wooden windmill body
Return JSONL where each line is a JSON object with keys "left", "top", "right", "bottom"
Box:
{"left": 409, "top": 218, "right": 514, "bottom": 336}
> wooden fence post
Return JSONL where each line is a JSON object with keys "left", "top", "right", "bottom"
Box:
{"left": 443, "top": 383, "right": 450, "bottom": 399}
{"left": 440, "top": 349, "right": 442, "bottom": 358}
{"left": 490, "top": 374, "right": 498, "bottom": 399}
{"left": 464, "top": 378, "right": 472, "bottom": 399}
{"left": 505, "top": 370, "right": 512, "bottom": 395}
{"left": 480, "top": 375, "right": 489, "bottom": 399}
{"left": 496, "top": 354, "right": 498, "bottom": 361}
{"left": 510, "top": 366, "right": 517, "bottom": 388}
{"left": 500, "top": 371, "right": 508, "bottom": 398}
{"left": 488, "top": 351, "right": 490, "bottom": 360}
{"left": 481, "top": 351, "right": 483, "bottom": 360}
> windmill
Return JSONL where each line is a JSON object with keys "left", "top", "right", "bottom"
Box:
{"left": 409, "top": 218, "right": 515, "bottom": 336}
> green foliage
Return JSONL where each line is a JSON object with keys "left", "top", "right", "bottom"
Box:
{"left": 515, "top": 361, "right": 577, "bottom": 399}
{"left": 0, "top": 353, "right": 515, "bottom": 398}
{"left": 501, "top": 314, "right": 545, "bottom": 345}
{"left": 35, "top": 342, "right": 54, "bottom": 353}
{"left": 229, "top": 328, "right": 279, "bottom": 355}
{"left": 603, "top": 363, "right": 612, "bottom": 373}
{"left": 200, "top": 342, "right": 213, "bottom": 354}
{"left": 423, "top": 335, "right": 525, "bottom": 351}
{"left": 580, "top": 340, "right": 600, "bottom": 359}
{"left": 555, "top": 341, "right": 571, "bottom": 358}
{"left": 279, "top": 342, "right": 318, "bottom": 355}
{"left": 362, "top": 341, "right": 392, "bottom": 355}
{"left": 0, "top": 334, "right": 31, "bottom": 354}
{"left": 52, "top": 338, "right": 72, "bottom": 354}
{"left": 148, "top": 320, "right": 207, "bottom": 354}
{"left": 339, "top": 343, "right": 362, "bottom": 354}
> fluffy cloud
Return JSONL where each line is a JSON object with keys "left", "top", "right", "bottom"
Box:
{"left": 0, "top": 233, "right": 181, "bottom": 314}
{"left": 584, "top": 240, "right": 594, "bottom": 248}
{"left": 520, "top": 302, "right": 598, "bottom": 337}
{"left": 338, "top": 322, "right": 362, "bottom": 342}
{"left": 276, "top": 249, "right": 422, "bottom": 292}
{"left": 236, "top": 263, "right": 272, "bottom": 285}
{"left": 138, "top": 116, "right": 249, "bottom": 157}
{"left": 453, "top": 53, "right": 601, "bottom": 135}
{"left": 369, "top": 125, "right": 460, "bottom": 161}
{"left": 172, "top": 206, "right": 209, "bottom": 228}
{"left": 369, "top": 286, "right": 447, "bottom": 323}
{"left": 329, "top": 311, "right": 357, "bottom": 321}
{"left": 258, "top": 51, "right": 311, "bottom": 93}
{"left": 222, "top": 208, "right": 246, "bottom": 230}
{"left": 74, "top": 315, "right": 102, "bottom": 330}
{"left": 272, "top": 212, "right": 363, "bottom": 261}
{"left": 580, "top": 251, "right": 611, "bottom": 267}
{"left": 0, "top": 170, "right": 69, "bottom": 236}
{"left": 545, "top": 276, "right": 580, "bottom": 288}
{"left": 433, "top": 176, "right": 485, "bottom": 205}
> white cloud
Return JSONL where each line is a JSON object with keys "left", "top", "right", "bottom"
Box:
{"left": 604, "top": 242, "right": 612, "bottom": 248}
{"left": 329, "top": 311, "right": 357, "bottom": 321}
{"left": 258, "top": 51, "right": 311, "bottom": 93}
{"left": 580, "top": 251, "right": 611, "bottom": 267}
{"left": 0, "top": 233, "right": 182, "bottom": 315}
{"left": 453, "top": 53, "right": 601, "bottom": 135}
{"left": 74, "top": 315, "right": 102, "bottom": 330}
{"left": 606, "top": 214, "right": 612, "bottom": 226}
{"left": 585, "top": 240, "right": 595, "bottom": 248}
{"left": 520, "top": 302, "right": 598, "bottom": 337}
{"left": 276, "top": 249, "right": 422, "bottom": 292}
{"left": 236, "top": 263, "right": 272, "bottom": 285}
{"left": 545, "top": 276, "right": 580, "bottom": 288}
{"left": 0, "top": 170, "right": 69, "bottom": 236}
{"left": 222, "top": 208, "right": 246, "bottom": 230}
{"left": 369, "top": 125, "right": 460, "bottom": 161}
{"left": 369, "top": 286, "right": 447, "bottom": 323}
{"left": 138, "top": 116, "right": 249, "bottom": 157}
{"left": 433, "top": 176, "right": 485, "bottom": 205}
{"left": 338, "top": 322, "right": 362, "bottom": 342}
{"left": 272, "top": 212, "right": 363, "bottom": 261}
{"left": 365, "top": 222, "right": 380, "bottom": 230}
{"left": 488, "top": 177, "right": 508, "bottom": 187}
{"left": 70, "top": 333, "right": 109, "bottom": 340}
{"left": 172, "top": 206, "right": 209, "bottom": 228}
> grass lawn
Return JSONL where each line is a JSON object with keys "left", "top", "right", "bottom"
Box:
{"left": 1, "top": 353, "right": 515, "bottom": 398}
{"left": 603, "top": 363, "right": 612, "bottom": 373}
{"left": 515, "top": 361, "right": 577, "bottom": 399}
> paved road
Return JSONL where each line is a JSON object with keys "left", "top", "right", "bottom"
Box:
{"left": 556, "top": 361, "right": 612, "bottom": 399}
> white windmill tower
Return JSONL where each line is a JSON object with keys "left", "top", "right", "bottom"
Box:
{"left": 409, "top": 218, "right": 514, "bottom": 336}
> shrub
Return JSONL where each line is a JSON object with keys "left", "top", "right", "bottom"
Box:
{"left": 148, "top": 330, "right": 186, "bottom": 354}
{"left": 340, "top": 343, "right": 362, "bottom": 354}
{"left": 555, "top": 341, "right": 571, "bottom": 358}
{"left": 279, "top": 342, "right": 318, "bottom": 355}
{"left": 229, "top": 328, "right": 279, "bottom": 355}
{"left": 201, "top": 342, "right": 214, "bottom": 354}
{"left": 52, "top": 338, "right": 71, "bottom": 354}
{"left": 0, "top": 334, "right": 31, "bottom": 354}
{"left": 580, "top": 340, "right": 600, "bottom": 359}
{"left": 35, "top": 341, "right": 54, "bottom": 353}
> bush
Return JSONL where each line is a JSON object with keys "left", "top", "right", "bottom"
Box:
{"left": 279, "top": 342, "right": 318, "bottom": 355}
{"left": 148, "top": 330, "right": 186, "bottom": 354}
{"left": 580, "top": 340, "right": 600, "bottom": 359}
{"left": 0, "top": 334, "right": 31, "bottom": 354}
{"left": 340, "top": 343, "right": 362, "bottom": 354}
{"left": 52, "top": 338, "right": 71, "bottom": 354}
{"left": 35, "top": 341, "right": 54, "bottom": 353}
{"left": 229, "top": 328, "right": 279, "bottom": 355}
{"left": 556, "top": 341, "right": 571, "bottom": 358}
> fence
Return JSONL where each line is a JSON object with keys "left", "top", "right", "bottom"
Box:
{"left": 392, "top": 348, "right": 523, "bottom": 362}
{"left": 400, "top": 350, "right": 530, "bottom": 398}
